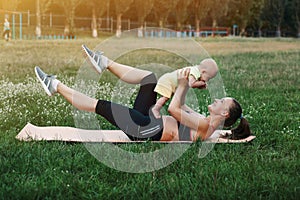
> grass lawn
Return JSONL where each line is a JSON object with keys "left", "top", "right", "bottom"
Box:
{"left": 0, "top": 37, "right": 299, "bottom": 199}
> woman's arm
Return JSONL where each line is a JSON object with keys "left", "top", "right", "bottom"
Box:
{"left": 168, "top": 69, "right": 208, "bottom": 134}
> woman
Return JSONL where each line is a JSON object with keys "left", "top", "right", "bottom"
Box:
{"left": 34, "top": 51, "right": 251, "bottom": 141}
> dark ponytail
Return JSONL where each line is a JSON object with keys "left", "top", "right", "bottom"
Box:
{"left": 230, "top": 117, "right": 251, "bottom": 139}
{"left": 223, "top": 99, "right": 251, "bottom": 140}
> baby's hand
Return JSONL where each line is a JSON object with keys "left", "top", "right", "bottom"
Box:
{"left": 152, "top": 107, "right": 162, "bottom": 118}
{"left": 190, "top": 80, "right": 207, "bottom": 89}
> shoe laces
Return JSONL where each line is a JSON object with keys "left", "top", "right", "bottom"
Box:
{"left": 95, "top": 51, "right": 104, "bottom": 56}
{"left": 47, "top": 74, "right": 57, "bottom": 79}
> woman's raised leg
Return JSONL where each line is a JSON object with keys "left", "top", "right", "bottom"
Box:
{"left": 107, "top": 60, "right": 152, "bottom": 84}
{"left": 35, "top": 66, "right": 98, "bottom": 113}
{"left": 57, "top": 82, "right": 98, "bottom": 113}
{"left": 82, "top": 44, "right": 152, "bottom": 84}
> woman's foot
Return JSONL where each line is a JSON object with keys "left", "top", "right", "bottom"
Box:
{"left": 35, "top": 66, "right": 59, "bottom": 96}
{"left": 81, "top": 44, "right": 109, "bottom": 74}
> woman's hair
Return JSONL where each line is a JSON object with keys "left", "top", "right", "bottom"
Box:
{"left": 224, "top": 98, "right": 251, "bottom": 139}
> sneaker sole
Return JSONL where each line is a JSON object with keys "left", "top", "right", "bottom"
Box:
{"left": 81, "top": 45, "right": 103, "bottom": 74}
{"left": 35, "top": 67, "right": 53, "bottom": 96}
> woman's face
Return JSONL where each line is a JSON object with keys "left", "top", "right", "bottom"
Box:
{"left": 208, "top": 98, "right": 233, "bottom": 117}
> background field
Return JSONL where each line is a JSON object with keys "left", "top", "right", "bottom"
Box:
{"left": 0, "top": 37, "right": 299, "bottom": 199}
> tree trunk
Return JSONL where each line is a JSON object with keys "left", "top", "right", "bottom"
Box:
{"left": 116, "top": 13, "right": 122, "bottom": 37}
{"left": 240, "top": 28, "right": 246, "bottom": 37}
{"left": 258, "top": 20, "right": 263, "bottom": 37}
{"left": 137, "top": 17, "right": 144, "bottom": 37}
{"left": 212, "top": 19, "right": 217, "bottom": 37}
{"left": 159, "top": 19, "right": 164, "bottom": 28}
{"left": 70, "top": 9, "right": 76, "bottom": 36}
{"left": 258, "top": 28, "right": 262, "bottom": 37}
{"left": 298, "top": 26, "right": 300, "bottom": 38}
{"left": 64, "top": 23, "right": 70, "bottom": 36}
{"left": 91, "top": 7, "right": 98, "bottom": 38}
{"left": 177, "top": 22, "right": 182, "bottom": 31}
{"left": 138, "top": 26, "right": 143, "bottom": 37}
{"left": 240, "top": 19, "right": 248, "bottom": 37}
{"left": 36, "top": 0, "right": 42, "bottom": 38}
{"left": 276, "top": 25, "right": 281, "bottom": 37}
{"left": 195, "top": 18, "right": 200, "bottom": 37}
{"left": 212, "top": 19, "right": 217, "bottom": 28}
{"left": 64, "top": 9, "right": 75, "bottom": 37}
{"left": 64, "top": 15, "right": 70, "bottom": 35}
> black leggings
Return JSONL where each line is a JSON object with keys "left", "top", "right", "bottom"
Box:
{"left": 95, "top": 73, "right": 163, "bottom": 141}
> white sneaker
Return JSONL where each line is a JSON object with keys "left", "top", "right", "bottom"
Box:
{"left": 82, "top": 44, "right": 108, "bottom": 74}
{"left": 35, "top": 66, "right": 57, "bottom": 96}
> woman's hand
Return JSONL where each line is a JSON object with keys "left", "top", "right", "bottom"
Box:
{"left": 177, "top": 68, "right": 190, "bottom": 87}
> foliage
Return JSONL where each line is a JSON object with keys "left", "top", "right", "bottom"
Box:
{"left": 209, "top": 0, "right": 230, "bottom": 27}
{"left": 52, "top": 0, "right": 83, "bottom": 35}
{"left": 153, "top": 0, "right": 180, "bottom": 27}
{"left": 174, "top": 0, "right": 193, "bottom": 31}
{"left": 193, "top": 0, "right": 211, "bottom": 27}
{"left": 262, "top": 0, "right": 288, "bottom": 34}
{"left": 0, "top": 0, "right": 20, "bottom": 11}
{"left": 134, "top": 0, "right": 154, "bottom": 26}
{"left": 113, "top": 0, "right": 134, "bottom": 15}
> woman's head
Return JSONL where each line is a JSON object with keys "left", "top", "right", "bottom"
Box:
{"left": 224, "top": 98, "right": 242, "bottom": 127}
{"left": 208, "top": 97, "right": 233, "bottom": 118}
{"left": 208, "top": 97, "right": 251, "bottom": 139}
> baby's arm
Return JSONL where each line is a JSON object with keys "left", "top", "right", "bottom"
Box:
{"left": 188, "top": 75, "right": 207, "bottom": 89}
{"left": 152, "top": 96, "right": 169, "bottom": 118}
{"left": 188, "top": 75, "right": 197, "bottom": 87}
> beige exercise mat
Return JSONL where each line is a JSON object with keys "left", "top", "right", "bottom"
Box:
{"left": 16, "top": 123, "right": 256, "bottom": 143}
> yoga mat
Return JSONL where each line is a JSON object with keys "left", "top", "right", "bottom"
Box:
{"left": 16, "top": 123, "right": 256, "bottom": 143}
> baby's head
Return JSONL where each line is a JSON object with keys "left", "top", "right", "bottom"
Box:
{"left": 198, "top": 58, "right": 219, "bottom": 83}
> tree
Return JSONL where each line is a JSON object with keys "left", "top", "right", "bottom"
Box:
{"left": 134, "top": 0, "right": 154, "bottom": 27}
{"left": 228, "top": 0, "right": 255, "bottom": 36}
{"left": 262, "top": 0, "right": 288, "bottom": 37}
{"left": 113, "top": 0, "right": 134, "bottom": 37}
{"left": 35, "top": 0, "right": 52, "bottom": 38}
{"left": 153, "top": 0, "right": 180, "bottom": 28}
{"left": 174, "top": 0, "right": 193, "bottom": 31}
{"left": 289, "top": 0, "right": 300, "bottom": 37}
{"left": 209, "top": 0, "right": 230, "bottom": 29}
{"left": 193, "top": 0, "right": 211, "bottom": 36}
{"left": 85, "top": 0, "right": 110, "bottom": 38}
{"left": 53, "top": 0, "right": 83, "bottom": 36}
{"left": 248, "top": 0, "right": 266, "bottom": 37}
{"left": 1, "top": 0, "right": 20, "bottom": 12}
{"left": 134, "top": 0, "right": 154, "bottom": 36}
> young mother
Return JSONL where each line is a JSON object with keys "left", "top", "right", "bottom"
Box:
{"left": 35, "top": 46, "right": 251, "bottom": 141}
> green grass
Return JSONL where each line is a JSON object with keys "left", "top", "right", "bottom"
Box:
{"left": 0, "top": 38, "right": 299, "bottom": 199}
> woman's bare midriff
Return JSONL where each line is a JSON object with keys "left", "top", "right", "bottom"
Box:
{"left": 160, "top": 116, "right": 207, "bottom": 141}
{"left": 160, "top": 116, "right": 179, "bottom": 141}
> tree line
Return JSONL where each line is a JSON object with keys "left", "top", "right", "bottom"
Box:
{"left": 1, "top": 0, "right": 299, "bottom": 37}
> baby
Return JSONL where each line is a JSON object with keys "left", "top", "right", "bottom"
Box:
{"left": 152, "top": 58, "right": 219, "bottom": 118}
